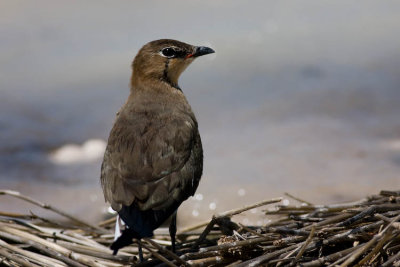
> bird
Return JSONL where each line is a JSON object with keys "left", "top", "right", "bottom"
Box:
{"left": 100, "top": 39, "right": 214, "bottom": 258}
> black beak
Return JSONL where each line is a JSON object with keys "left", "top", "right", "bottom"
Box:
{"left": 192, "top": 46, "right": 215, "bottom": 57}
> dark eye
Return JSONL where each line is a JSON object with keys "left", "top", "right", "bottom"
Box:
{"left": 160, "top": 47, "right": 176, "bottom": 58}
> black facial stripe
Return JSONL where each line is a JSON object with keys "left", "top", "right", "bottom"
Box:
{"left": 162, "top": 58, "right": 181, "bottom": 91}
{"left": 163, "top": 58, "right": 169, "bottom": 79}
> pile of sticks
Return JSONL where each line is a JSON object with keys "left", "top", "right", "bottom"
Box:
{"left": 0, "top": 189, "right": 399, "bottom": 266}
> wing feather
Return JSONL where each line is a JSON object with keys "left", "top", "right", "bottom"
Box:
{"left": 101, "top": 109, "right": 196, "bottom": 211}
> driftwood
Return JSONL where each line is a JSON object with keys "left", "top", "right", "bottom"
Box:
{"left": 0, "top": 190, "right": 399, "bottom": 266}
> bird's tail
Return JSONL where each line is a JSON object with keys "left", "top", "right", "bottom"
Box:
{"left": 111, "top": 202, "right": 180, "bottom": 255}
{"left": 110, "top": 228, "right": 137, "bottom": 255}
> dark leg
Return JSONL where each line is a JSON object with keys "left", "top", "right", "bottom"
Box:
{"left": 137, "top": 239, "right": 144, "bottom": 262}
{"left": 169, "top": 212, "right": 177, "bottom": 253}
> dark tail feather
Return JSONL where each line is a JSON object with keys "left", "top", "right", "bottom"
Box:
{"left": 112, "top": 200, "right": 181, "bottom": 255}
{"left": 110, "top": 228, "right": 136, "bottom": 255}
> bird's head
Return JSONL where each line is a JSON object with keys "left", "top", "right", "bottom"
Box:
{"left": 131, "top": 39, "right": 215, "bottom": 90}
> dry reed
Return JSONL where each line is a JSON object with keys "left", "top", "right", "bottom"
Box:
{"left": 0, "top": 189, "right": 399, "bottom": 266}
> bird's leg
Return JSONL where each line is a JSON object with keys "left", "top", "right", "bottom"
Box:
{"left": 169, "top": 212, "right": 177, "bottom": 253}
{"left": 137, "top": 239, "right": 144, "bottom": 262}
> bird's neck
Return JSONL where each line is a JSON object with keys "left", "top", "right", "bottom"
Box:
{"left": 125, "top": 82, "right": 192, "bottom": 115}
{"left": 130, "top": 72, "right": 181, "bottom": 93}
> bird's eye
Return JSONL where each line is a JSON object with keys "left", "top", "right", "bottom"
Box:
{"left": 160, "top": 47, "right": 176, "bottom": 58}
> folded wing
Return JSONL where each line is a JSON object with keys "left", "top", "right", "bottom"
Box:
{"left": 101, "top": 111, "right": 197, "bottom": 211}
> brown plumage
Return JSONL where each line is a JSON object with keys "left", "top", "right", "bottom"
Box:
{"left": 100, "top": 39, "right": 214, "bottom": 255}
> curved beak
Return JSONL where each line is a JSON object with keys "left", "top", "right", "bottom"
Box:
{"left": 189, "top": 46, "right": 215, "bottom": 58}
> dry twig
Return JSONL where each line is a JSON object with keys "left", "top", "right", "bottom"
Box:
{"left": 0, "top": 189, "right": 399, "bottom": 266}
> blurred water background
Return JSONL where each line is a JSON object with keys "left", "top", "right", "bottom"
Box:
{"left": 1, "top": 1, "right": 400, "bottom": 226}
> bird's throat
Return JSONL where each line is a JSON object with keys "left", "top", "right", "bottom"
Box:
{"left": 162, "top": 59, "right": 181, "bottom": 90}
